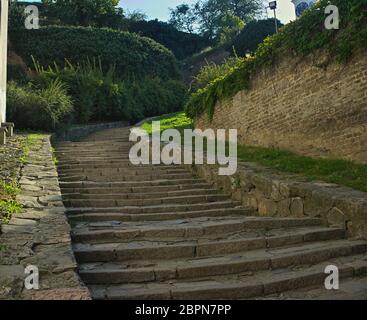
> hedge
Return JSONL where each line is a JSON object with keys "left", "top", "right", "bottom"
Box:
{"left": 10, "top": 26, "right": 181, "bottom": 80}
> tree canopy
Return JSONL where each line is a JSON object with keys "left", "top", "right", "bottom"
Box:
{"left": 169, "top": 0, "right": 263, "bottom": 41}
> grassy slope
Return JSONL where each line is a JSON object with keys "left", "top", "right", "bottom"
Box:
{"left": 140, "top": 113, "right": 367, "bottom": 193}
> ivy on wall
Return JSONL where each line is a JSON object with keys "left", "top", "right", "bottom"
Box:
{"left": 185, "top": 0, "right": 367, "bottom": 120}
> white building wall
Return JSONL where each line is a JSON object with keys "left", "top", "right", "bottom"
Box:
{"left": 0, "top": 0, "right": 9, "bottom": 124}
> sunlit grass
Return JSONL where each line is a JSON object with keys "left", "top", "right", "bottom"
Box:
{"left": 141, "top": 112, "right": 367, "bottom": 193}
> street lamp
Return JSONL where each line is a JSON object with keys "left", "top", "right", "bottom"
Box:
{"left": 268, "top": 1, "right": 278, "bottom": 33}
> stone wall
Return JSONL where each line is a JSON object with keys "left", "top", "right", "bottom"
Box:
{"left": 187, "top": 161, "right": 367, "bottom": 240}
{"left": 0, "top": 135, "right": 90, "bottom": 300}
{"left": 195, "top": 50, "right": 367, "bottom": 164}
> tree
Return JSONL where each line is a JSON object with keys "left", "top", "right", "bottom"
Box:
{"left": 169, "top": 4, "right": 197, "bottom": 34}
{"left": 41, "top": 0, "right": 125, "bottom": 28}
{"left": 169, "top": 0, "right": 263, "bottom": 41}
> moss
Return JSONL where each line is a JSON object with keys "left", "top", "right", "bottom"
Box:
{"left": 185, "top": 0, "right": 367, "bottom": 119}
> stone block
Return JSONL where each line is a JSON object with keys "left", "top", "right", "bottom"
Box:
{"left": 290, "top": 197, "right": 304, "bottom": 217}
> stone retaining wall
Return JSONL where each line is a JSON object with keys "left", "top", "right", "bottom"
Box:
{"left": 188, "top": 161, "right": 367, "bottom": 240}
{"left": 195, "top": 50, "right": 367, "bottom": 164}
{"left": 0, "top": 135, "right": 90, "bottom": 300}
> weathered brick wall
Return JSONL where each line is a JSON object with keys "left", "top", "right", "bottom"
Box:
{"left": 195, "top": 50, "right": 367, "bottom": 164}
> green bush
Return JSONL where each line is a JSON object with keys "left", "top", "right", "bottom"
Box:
{"left": 230, "top": 19, "right": 282, "bottom": 56}
{"left": 7, "top": 80, "right": 73, "bottom": 131}
{"left": 10, "top": 26, "right": 181, "bottom": 81}
{"left": 32, "top": 59, "right": 188, "bottom": 125}
{"left": 128, "top": 20, "right": 212, "bottom": 60}
{"left": 186, "top": 0, "right": 367, "bottom": 120}
{"left": 7, "top": 64, "right": 28, "bottom": 84}
{"left": 192, "top": 55, "right": 245, "bottom": 91}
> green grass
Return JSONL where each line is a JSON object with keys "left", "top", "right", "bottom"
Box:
{"left": 140, "top": 112, "right": 367, "bottom": 193}
{"left": 19, "top": 133, "right": 45, "bottom": 163}
{"left": 141, "top": 112, "right": 193, "bottom": 135}
{"left": 237, "top": 145, "right": 367, "bottom": 192}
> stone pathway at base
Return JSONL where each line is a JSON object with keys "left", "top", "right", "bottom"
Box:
{"left": 55, "top": 127, "right": 367, "bottom": 300}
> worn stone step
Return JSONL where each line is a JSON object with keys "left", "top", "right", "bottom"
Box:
{"left": 74, "top": 227, "right": 346, "bottom": 265}
{"left": 78, "top": 241, "right": 367, "bottom": 284}
{"left": 59, "top": 178, "right": 208, "bottom": 189}
{"left": 60, "top": 183, "right": 213, "bottom": 195}
{"left": 58, "top": 163, "right": 185, "bottom": 170}
{"left": 266, "top": 274, "right": 367, "bottom": 300}
{"left": 69, "top": 207, "right": 249, "bottom": 223}
{"left": 58, "top": 168, "right": 188, "bottom": 176}
{"left": 62, "top": 189, "right": 220, "bottom": 200}
{"left": 66, "top": 200, "right": 242, "bottom": 216}
{"left": 64, "top": 194, "right": 231, "bottom": 208}
{"left": 87, "top": 254, "right": 367, "bottom": 299}
{"left": 59, "top": 172, "right": 194, "bottom": 183}
{"left": 71, "top": 217, "right": 324, "bottom": 243}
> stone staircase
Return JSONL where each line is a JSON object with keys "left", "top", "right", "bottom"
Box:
{"left": 55, "top": 127, "right": 367, "bottom": 300}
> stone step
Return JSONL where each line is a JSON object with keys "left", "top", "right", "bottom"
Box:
{"left": 62, "top": 189, "right": 220, "bottom": 200}
{"left": 266, "top": 274, "right": 367, "bottom": 300}
{"left": 58, "top": 167, "right": 188, "bottom": 175}
{"left": 60, "top": 183, "right": 213, "bottom": 195}
{"left": 71, "top": 217, "right": 324, "bottom": 242}
{"left": 69, "top": 207, "right": 249, "bottom": 222}
{"left": 66, "top": 200, "right": 242, "bottom": 215}
{"left": 87, "top": 254, "right": 367, "bottom": 299}
{"left": 74, "top": 227, "right": 346, "bottom": 264}
{"left": 59, "top": 178, "right": 208, "bottom": 189}
{"left": 58, "top": 163, "right": 185, "bottom": 170}
{"left": 59, "top": 172, "right": 194, "bottom": 183}
{"left": 64, "top": 194, "right": 231, "bottom": 208}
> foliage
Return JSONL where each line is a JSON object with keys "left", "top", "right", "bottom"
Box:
{"left": 192, "top": 55, "right": 245, "bottom": 90}
{"left": 230, "top": 19, "right": 282, "bottom": 55}
{"left": 218, "top": 13, "right": 245, "bottom": 45}
{"left": 0, "top": 180, "right": 20, "bottom": 197}
{"left": 169, "top": 0, "right": 263, "bottom": 40}
{"left": 10, "top": 26, "right": 181, "bottom": 81}
{"left": 7, "top": 64, "right": 28, "bottom": 84}
{"left": 32, "top": 59, "right": 188, "bottom": 125}
{"left": 128, "top": 19, "right": 212, "bottom": 60}
{"left": 9, "top": 0, "right": 27, "bottom": 31}
{"left": 185, "top": 0, "right": 367, "bottom": 120}
{"left": 41, "top": 0, "right": 125, "bottom": 29}
{"left": 0, "top": 200, "right": 23, "bottom": 224}
{"left": 6, "top": 80, "right": 73, "bottom": 131}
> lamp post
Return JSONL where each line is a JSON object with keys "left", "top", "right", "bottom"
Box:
{"left": 268, "top": 1, "right": 278, "bottom": 33}
{"left": 0, "top": 0, "right": 9, "bottom": 125}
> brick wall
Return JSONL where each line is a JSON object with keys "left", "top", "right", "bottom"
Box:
{"left": 195, "top": 50, "right": 367, "bottom": 164}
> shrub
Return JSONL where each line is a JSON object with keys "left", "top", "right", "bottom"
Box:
{"left": 192, "top": 55, "right": 245, "bottom": 90}
{"left": 230, "top": 19, "right": 282, "bottom": 56}
{"left": 32, "top": 59, "right": 188, "bottom": 125}
{"left": 7, "top": 64, "right": 28, "bottom": 84}
{"left": 7, "top": 80, "right": 73, "bottom": 131}
{"left": 10, "top": 26, "right": 181, "bottom": 81}
{"left": 128, "top": 19, "right": 212, "bottom": 60}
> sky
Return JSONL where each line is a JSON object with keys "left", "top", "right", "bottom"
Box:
{"left": 119, "top": 0, "right": 296, "bottom": 24}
